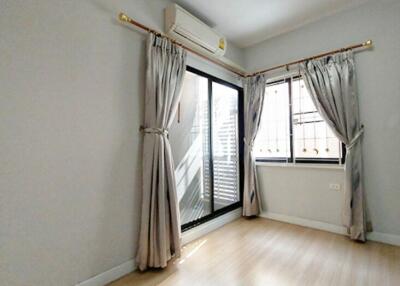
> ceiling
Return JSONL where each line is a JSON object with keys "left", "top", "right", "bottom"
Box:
{"left": 174, "top": 0, "right": 369, "bottom": 48}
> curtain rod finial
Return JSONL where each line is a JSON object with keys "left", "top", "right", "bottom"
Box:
{"left": 118, "top": 12, "right": 129, "bottom": 22}
{"left": 364, "top": 40, "right": 372, "bottom": 47}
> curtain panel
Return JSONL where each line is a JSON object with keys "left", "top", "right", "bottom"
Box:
{"left": 242, "top": 75, "right": 267, "bottom": 216}
{"left": 136, "top": 34, "right": 187, "bottom": 271}
{"left": 300, "top": 51, "right": 368, "bottom": 241}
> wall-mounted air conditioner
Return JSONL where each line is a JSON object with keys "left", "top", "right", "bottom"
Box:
{"left": 165, "top": 4, "right": 227, "bottom": 57}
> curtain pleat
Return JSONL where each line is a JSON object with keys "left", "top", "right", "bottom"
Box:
{"left": 136, "top": 33, "right": 187, "bottom": 270}
{"left": 242, "top": 75, "right": 267, "bottom": 216}
{"left": 300, "top": 51, "right": 369, "bottom": 241}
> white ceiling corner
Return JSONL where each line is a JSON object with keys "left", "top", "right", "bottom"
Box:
{"left": 173, "top": 0, "right": 370, "bottom": 48}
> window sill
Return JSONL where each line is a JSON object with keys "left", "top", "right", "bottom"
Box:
{"left": 255, "top": 161, "right": 344, "bottom": 170}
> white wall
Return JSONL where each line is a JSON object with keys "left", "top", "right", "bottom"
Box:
{"left": 0, "top": 1, "right": 243, "bottom": 285}
{"left": 245, "top": 0, "right": 400, "bottom": 236}
{"left": 258, "top": 165, "right": 345, "bottom": 226}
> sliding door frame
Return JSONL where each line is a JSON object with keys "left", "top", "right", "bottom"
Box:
{"left": 181, "top": 66, "right": 244, "bottom": 232}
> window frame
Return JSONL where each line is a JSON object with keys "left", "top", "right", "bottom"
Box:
{"left": 256, "top": 76, "right": 346, "bottom": 165}
{"left": 181, "top": 66, "right": 244, "bottom": 232}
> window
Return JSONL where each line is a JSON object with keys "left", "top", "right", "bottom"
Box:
{"left": 253, "top": 80, "right": 291, "bottom": 160}
{"left": 169, "top": 67, "right": 244, "bottom": 231}
{"left": 254, "top": 76, "right": 344, "bottom": 164}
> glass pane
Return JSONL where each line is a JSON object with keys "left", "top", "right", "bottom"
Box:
{"left": 169, "top": 71, "right": 212, "bottom": 225}
{"left": 254, "top": 81, "right": 291, "bottom": 159}
{"left": 212, "top": 82, "right": 240, "bottom": 210}
{"left": 292, "top": 78, "right": 341, "bottom": 160}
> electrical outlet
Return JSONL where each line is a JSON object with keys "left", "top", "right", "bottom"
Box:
{"left": 329, "top": 183, "right": 341, "bottom": 191}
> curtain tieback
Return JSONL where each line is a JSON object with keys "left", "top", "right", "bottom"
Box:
{"left": 243, "top": 138, "right": 254, "bottom": 148}
{"left": 141, "top": 126, "right": 169, "bottom": 136}
{"left": 347, "top": 125, "right": 364, "bottom": 150}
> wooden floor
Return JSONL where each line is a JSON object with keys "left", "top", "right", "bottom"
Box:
{"left": 109, "top": 218, "right": 400, "bottom": 286}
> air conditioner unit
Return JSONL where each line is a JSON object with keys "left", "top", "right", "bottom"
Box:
{"left": 165, "top": 4, "right": 227, "bottom": 57}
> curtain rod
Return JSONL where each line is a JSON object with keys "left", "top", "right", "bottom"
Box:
{"left": 118, "top": 12, "right": 373, "bottom": 78}
{"left": 250, "top": 40, "right": 373, "bottom": 77}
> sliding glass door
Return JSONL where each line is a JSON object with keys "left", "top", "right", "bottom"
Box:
{"left": 212, "top": 82, "right": 240, "bottom": 211}
{"left": 169, "top": 67, "right": 243, "bottom": 230}
{"left": 169, "top": 70, "right": 212, "bottom": 225}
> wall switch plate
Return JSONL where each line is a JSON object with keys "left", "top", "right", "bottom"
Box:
{"left": 329, "top": 183, "right": 341, "bottom": 191}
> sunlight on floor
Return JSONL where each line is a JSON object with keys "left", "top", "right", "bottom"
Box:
{"left": 177, "top": 239, "right": 208, "bottom": 265}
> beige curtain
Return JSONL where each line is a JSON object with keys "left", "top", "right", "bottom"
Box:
{"left": 300, "top": 51, "right": 368, "bottom": 241}
{"left": 243, "top": 75, "right": 267, "bottom": 216}
{"left": 136, "top": 34, "right": 187, "bottom": 270}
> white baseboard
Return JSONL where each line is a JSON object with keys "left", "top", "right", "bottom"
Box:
{"left": 75, "top": 259, "right": 136, "bottom": 286}
{"left": 260, "top": 212, "right": 347, "bottom": 235}
{"left": 182, "top": 208, "right": 242, "bottom": 245}
{"left": 367, "top": 231, "right": 400, "bottom": 246}
{"left": 76, "top": 208, "right": 241, "bottom": 286}
{"left": 260, "top": 211, "right": 400, "bottom": 246}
